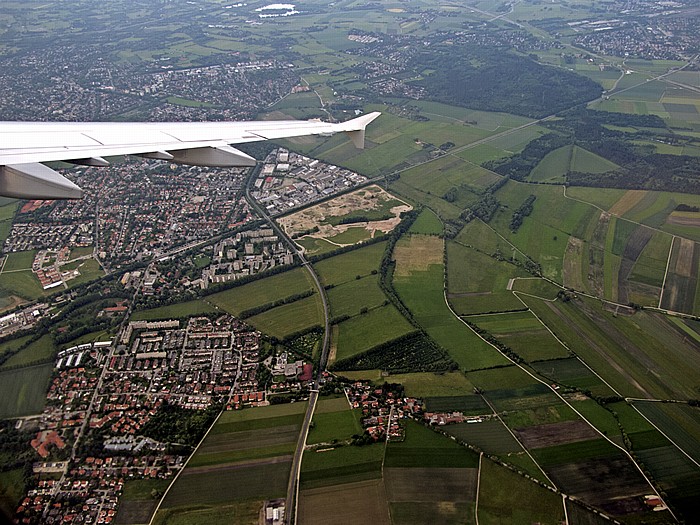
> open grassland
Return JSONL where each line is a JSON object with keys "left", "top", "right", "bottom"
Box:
{"left": 477, "top": 458, "right": 565, "bottom": 524}
{"left": 300, "top": 442, "right": 384, "bottom": 490}
{"left": 566, "top": 186, "right": 626, "bottom": 211}
{"left": 467, "top": 365, "right": 541, "bottom": 390}
{"left": 0, "top": 334, "right": 53, "bottom": 369}
{"left": 424, "top": 394, "right": 489, "bottom": 415}
{"left": 207, "top": 267, "right": 315, "bottom": 316}
{"left": 384, "top": 466, "right": 477, "bottom": 503}
{"left": 245, "top": 293, "right": 323, "bottom": 340}
{"left": 447, "top": 242, "right": 529, "bottom": 314}
{"left": 334, "top": 304, "right": 415, "bottom": 361}
{"left": 385, "top": 420, "right": 480, "bottom": 469}
{"left": 131, "top": 299, "right": 217, "bottom": 321}
{"left": 408, "top": 209, "right": 443, "bottom": 235}
{"left": 393, "top": 259, "right": 505, "bottom": 371}
{"left": 529, "top": 145, "right": 572, "bottom": 183}
{"left": 491, "top": 181, "right": 604, "bottom": 282}
{"left": 497, "top": 396, "right": 578, "bottom": 427}
{"left": 393, "top": 234, "right": 443, "bottom": 277}
{"left": 0, "top": 271, "right": 44, "bottom": 301}
{"left": 0, "top": 335, "right": 31, "bottom": 360}
{"left": 0, "top": 364, "right": 53, "bottom": 417}
{"left": 326, "top": 275, "right": 387, "bottom": 319}
{"left": 455, "top": 218, "right": 517, "bottom": 256}
{"left": 660, "top": 237, "right": 699, "bottom": 314}
{"left": 313, "top": 242, "right": 386, "bottom": 286}
{"left": 568, "top": 398, "right": 624, "bottom": 443}
{"left": 298, "top": 479, "right": 390, "bottom": 525}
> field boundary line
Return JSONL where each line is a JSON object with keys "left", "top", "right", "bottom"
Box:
{"left": 562, "top": 494, "right": 570, "bottom": 525}
{"left": 628, "top": 401, "right": 700, "bottom": 469}
{"left": 445, "top": 290, "right": 674, "bottom": 520}
{"left": 147, "top": 409, "right": 225, "bottom": 525}
{"left": 658, "top": 235, "right": 676, "bottom": 308}
{"left": 474, "top": 452, "right": 483, "bottom": 525}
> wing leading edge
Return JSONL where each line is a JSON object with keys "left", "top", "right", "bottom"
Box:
{"left": 0, "top": 112, "right": 380, "bottom": 200}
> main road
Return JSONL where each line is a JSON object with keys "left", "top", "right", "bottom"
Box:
{"left": 244, "top": 169, "right": 331, "bottom": 525}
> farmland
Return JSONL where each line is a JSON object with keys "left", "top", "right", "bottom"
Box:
{"left": 0, "top": 364, "right": 53, "bottom": 418}
{"left": 155, "top": 403, "right": 307, "bottom": 524}
{"left": 392, "top": 235, "right": 505, "bottom": 370}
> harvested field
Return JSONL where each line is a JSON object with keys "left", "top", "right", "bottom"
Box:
{"left": 563, "top": 236, "right": 585, "bottom": 291}
{"left": 384, "top": 467, "right": 477, "bottom": 502}
{"left": 297, "top": 479, "right": 390, "bottom": 525}
{"left": 394, "top": 235, "right": 443, "bottom": 276}
{"left": 674, "top": 238, "right": 696, "bottom": 277}
{"left": 666, "top": 212, "right": 700, "bottom": 227}
{"left": 609, "top": 190, "right": 648, "bottom": 217}
{"left": 546, "top": 457, "right": 651, "bottom": 515}
{"left": 515, "top": 420, "right": 599, "bottom": 449}
{"left": 390, "top": 502, "right": 475, "bottom": 525}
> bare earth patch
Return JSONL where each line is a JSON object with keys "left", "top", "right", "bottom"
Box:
{"left": 278, "top": 185, "right": 412, "bottom": 249}
{"left": 515, "top": 420, "right": 599, "bottom": 449}
{"left": 674, "top": 238, "right": 696, "bottom": 277}
{"left": 609, "top": 190, "right": 647, "bottom": 216}
{"left": 394, "top": 235, "right": 443, "bottom": 276}
{"left": 563, "top": 237, "right": 585, "bottom": 291}
{"left": 666, "top": 211, "right": 700, "bottom": 227}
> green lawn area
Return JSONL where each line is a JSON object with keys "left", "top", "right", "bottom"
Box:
{"left": 0, "top": 335, "right": 31, "bottom": 360}
{"left": 208, "top": 267, "right": 315, "bottom": 316}
{"left": 0, "top": 469, "right": 24, "bottom": 519}
{"left": 380, "top": 371, "right": 475, "bottom": 397}
{"left": 308, "top": 403, "right": 362, "bottom": 445}
{"left": 334, "top": 304, "right": 414, "bottom": 361}
{"left": 0, "top": 364, "right": 53, "bottom": 418}
{"left": 3, "top": 250, "right": 35, "bottom": 271}
{"left": 0, "top": 271, "right": 44, "bottom": 300}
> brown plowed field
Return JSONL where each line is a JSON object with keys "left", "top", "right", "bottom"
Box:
{"left": 515, "top": 420, "right": 599, "bottom": 449}
{"left": 609, "top": 190, "right": 647, "bottom": 216}
{"left": 547, "top": 457, "right": 650, "bottom": 515}
{"left": 298, "top": 479, "right": 390, "bottom": 525}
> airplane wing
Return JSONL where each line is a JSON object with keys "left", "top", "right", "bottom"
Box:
{"left": 0, "top": 112, "right": 380, "bottom": 200}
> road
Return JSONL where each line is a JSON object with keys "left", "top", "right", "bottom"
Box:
{"left": 243, "top": 169, "right": 331, "bottom": 525}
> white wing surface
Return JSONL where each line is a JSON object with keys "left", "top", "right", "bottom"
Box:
{"left": 0, "top": 112, "right": 380, "bottom": 200}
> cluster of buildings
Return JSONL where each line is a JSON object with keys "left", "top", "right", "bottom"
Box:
{"left": 3, "top": 223, "right": 93, "bottom": 254}
{"left": 345, "top": 382, "right": 422, "bottom": 442}
{"left": 573, "top": 17, "right": 697, "bottom": 60}
{"left": 251, "top": 149, "right": 367, "bottom": 216}
{"left": 0, "top": 303, "right": 47, "bottom": 338}
{"left": 200, "top": 227, "right": 296, "bottom": 288}
{"left": 424, "top": 412, "right": 484, "bottom": 426}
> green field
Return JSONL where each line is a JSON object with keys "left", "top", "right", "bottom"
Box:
{"left": 326, "top": 275, "right": 387, "bottom": 319}
{"left": 300, "top": 442, "right": 384, "bottom": 490}
{"left": 2, "top": 251, "right": 35, "bottom": 272}
{"left": 0, "top": 469, "right": 24, "bottom": 520}
{"left": 244, "top": 293, "right": 323, "bottom": 340}
{"left": 393, "top": 237, "right": 505, "bottom": 370}
{"left": 385, "top": 419, "right": 480, "bottom": 468}
{"left": 313, "top": 242, "right": 386, "bottom": 286}
{"left": 308, "top": 399, "right": 361, "bottom": 445}
{"left": 0, "top": 334, "right": 54, "bottom": 369}
{"left": 408, "top": 209, "right": 443, "bottom": 235}
{"left": 477, "top": 458, "right": 565, "bottom": 524}
{"left": 334, "top": 304, "right": 414, "bottom": 361}
{"left": 0, "top": 364, "right": 53, "bottom": 418}
{"left": 208, "top": 267, "right": 315, "bottom": 316}
{"left": 0, "top": 271, "right": 44, "bottom": 300}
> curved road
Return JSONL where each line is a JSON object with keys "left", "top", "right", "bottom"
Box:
{"left": 244, "top": 172, "right": 330, "bottom": 525}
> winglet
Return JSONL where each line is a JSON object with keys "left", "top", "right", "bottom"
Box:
{"left": 337, "top": 112, "right": 381, "bottom": 149}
